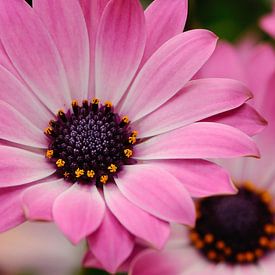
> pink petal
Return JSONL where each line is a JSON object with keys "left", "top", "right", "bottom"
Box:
{"left": 34, "top": 0, "right": 89, "bottom": 100}
{"left": 148, "top": 160, "right": 236, "bottom": 198}
{"left": 0, "top": 184, "right": 30, "bottom": 232}
{"left": 95, "top": 0, "right": 146, "bottom": 105}
{"left": 22, "top": 179, "right": 68, "bottom": 221}
{"left": 0, "top": 0, "right": 71, "bottom": 112}
{"left": 205, "top": 103, "right": 267, "bottom": 137}
{"left": 104, "top": 184, "right": 170, "bottom": 249}
{"left": 87, "top": 208, "right": 134, "bottom": 273}
{"left": 130, "top": 249, "right": 184, "bottom": 275}
{"left": 135, "top": 122, "right": 259, "bottom": 160}
{"left": 115, "top": 164, "right": 196, "bottom": 225}
{"left": 53, "top": 184, "right": 105, "bottom": 244}
{"left": 120, "top": 29, "right": 218, "bottom": 121}
{"left": 196, "top": 40, "right": 245, "bottom": 82}
{"left": 0, "top": 146, "right": 54, "bottom": 187}
{"left": 142, "top": 0, "right": 187, "bottom": 63}
{"left": 245, "top": 44, "right": 275, "bottom": 107}
{"left": 79, "top": 0, "right": 110, "bottom": 98}
{"left": 260, "top": 9, "right": 275, "bottom": 38}
{"left": 0, "top": 101, "right": 47, "bottom": 148}
{"left": 0, "top": 65, "right": 51, "bottom": 130}
{"left": 133, "top": 78, "right": 252, "bottom": 138}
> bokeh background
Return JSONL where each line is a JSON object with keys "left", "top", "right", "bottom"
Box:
{"left": 5, "top": 0, "right": 274, "bottom": 274}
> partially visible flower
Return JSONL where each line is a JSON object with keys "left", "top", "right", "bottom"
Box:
{"left": 0, "top": 222, "right": 84, "bottom": 275}
{"left": 129, "top": 41, "right": 275, "bottom": 275}
{"left": 260, "top": 2, "right": 275, "bottom": 39}
{"left": 0, "top": 0, "right": 264, "bottom": 273}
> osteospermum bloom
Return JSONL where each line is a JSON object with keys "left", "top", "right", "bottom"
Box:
{"left": 129, "top": 41, "right": 275, "bottom": 275}
{"left": 260, "top": 2, "right": 275, "bottom": 39}
{"left": 0, "top": 0, "right": 264, "bottom": 272}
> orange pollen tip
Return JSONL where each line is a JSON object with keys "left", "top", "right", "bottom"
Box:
{"left": 259, "top": 236, "right": 269, "bottom": 247}
{"left": 87, "top": 170, "right": 95, "bottom": 178}
{"left": 105, "top": 101, "right": 112, "bottom": 108}
{"left": 207, "top": 250, "right": 217, "bottom": 260}
{"left": 194, "top": 240, "right": 204, "bottom": 249}
{"left": 132, "top": 130, "right": 138, "bottom": 137}
{"left": 216, "top": 241, "right": 225, "bottom": 249}
{"left": 44, "top": 127, "right": 53, "bottom": 135}
{"left": 46, "top": 149, "right": 54, "bottom": 158}
{"left": 108, "top": 164, "right": 117, "bottom": 173}
{"left": 224, "top": 247, "right": 232, "bottom": 255}
{"left": 124, "top": 149, "right": 133, "bottom": 158}
{"left": 261, "top": 192, "right": 272, "bottom": 203}
{"left": 129, "top": 136, "right": 136, "bottom": 144}
{"left": 75, "top": 168, "right": 84, "bottom": 178}
{"left": 58, "top": 109, "right": 65, "bottom": 116}
{"left": 264, "top": 224, "right": 275, "bottom": 234}
{"left": 64, "top": 172, "right": 70, "bottom": 178}
{"left": 236, "top": 253, "right": 245, "bottom": 262}
{"left": 92, "top": 98, "right": 99, "bottom": 104}
{"left": 100, "top": 175, "right": 108, "bottom": 184}
{"left": 56, "top": 159, "right": 65, "bottom": 167}
{"left": 190, "top": 232, "right": 199, "bottom": 242}
{"left": 71, "top": 100, "right": 78, "bottom": 107}
{"left": 245, "top": 252, "right": 255, "bottom": 262}
{"left": 122, "top": 116, "right": 129, "bottom": 123}
{"left": 255, "top": 249, "right": 264, "bottom": 257}
{"left": 204, "top": 234, "right": 214, "bottom": 243}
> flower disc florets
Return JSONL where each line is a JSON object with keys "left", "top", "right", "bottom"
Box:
{"left": 44, "top": 99, "right": 137, "bottom": 185}
{"left": 190, "top": 183, "right": 275, "bottom": 264}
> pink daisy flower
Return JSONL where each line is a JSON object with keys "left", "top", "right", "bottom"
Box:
{"left": 260, "top": 2, "right": 275, "bottom": 39}
{"left": 0, "top": 0, "right": 264, "bottom": 272}
{"left": 129, "top": 41, "right": 275, "bottom": 275}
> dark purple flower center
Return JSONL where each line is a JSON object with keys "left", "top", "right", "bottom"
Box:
{"left": 44, "top": 99, "right": 137, "bottom": 185}
{"left": 190, "top": 184, "right": 275, "bottom": 264}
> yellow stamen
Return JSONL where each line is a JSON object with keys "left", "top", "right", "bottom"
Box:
{"left": 264, "top": 224, "right": 275, "bottom": 234}
{"left": 261, "top": 191, "right": 272, "bottom": 204}
{"left": 189, "top": 232, "right": 199, "bottom": 242}
{"left": 216, "top": 241, "right": 225, "bottom": 250}
{"left": 75, "top": 168, "right": 84, "bottom": 178}
{"left": 124, "top": 149, "right": 133, "bottom": 158}
{"left": 87, "top": 170, "right": 95, "bottom": 178}
{"left": 64, "top": 172, "right": 70, "bottom": 178}
{"left": 204, "top": 234, "right": 214, "bottom": 244}
{"left": 57, "top": 109, "right": 65, "bottom": 116}
{"left": 255, "top": 249, "right": 264, "bottom": 257}
{"left": 71, "top": 100, "right": 78, "bottom": 107}
{"left": 132, "top": 130, "right": 138, "bottom": 137}
{"left": 105, "top": 101, "right": 112, "bottom": 108}
{"left": 245, "top": 252, "right": 255, "bottom": 262}
{"left": 122, "top": 116, "right": 129, "bottom": 124}
{"left": 194, "top": 239, "right": 204, "bottom": 249}
{"left": 46, "top": 149, "right": 54, "bottom": 159}
{"left": 207, "top": 250, "right": 217, "bottom": 260}
{"left": 92, "top": 98, "right": 99, "bottom": 104}
{"left": 44, "top": 127, "right": 53, "bottom": 135}
{"left": 108, "top": 164, "right": 117, "bottom": 173}
{"left": 259, "top": 236, "right": 269, "bottom": 247}
{"left": 100, "top": 175, "right": 108, "bottom": 184}
{"left": 236, "top": 253, "right": 245, "bottom": 262}
{"left": 129, "top": 136, "right": 136, "bottom": 144}
{"left": 224, "top": 247, "right": 232, "bottom": 255}
{"left": 56, "top": 159, "right": 65, "bottom": 167}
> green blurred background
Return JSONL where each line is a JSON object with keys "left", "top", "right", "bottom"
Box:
{"left": 21, "top": 0, "right": 273, "bottom": 274}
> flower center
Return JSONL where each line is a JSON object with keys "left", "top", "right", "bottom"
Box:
{"left": 44, "top": 99, "right": 137, "bottom": 185}
{"left": 190, "top": 183, "right": 275, "bottom": 264}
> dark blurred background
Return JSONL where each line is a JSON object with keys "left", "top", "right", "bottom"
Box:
{"left": 21, "top": 0, "right": 273, "bottom": 274}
